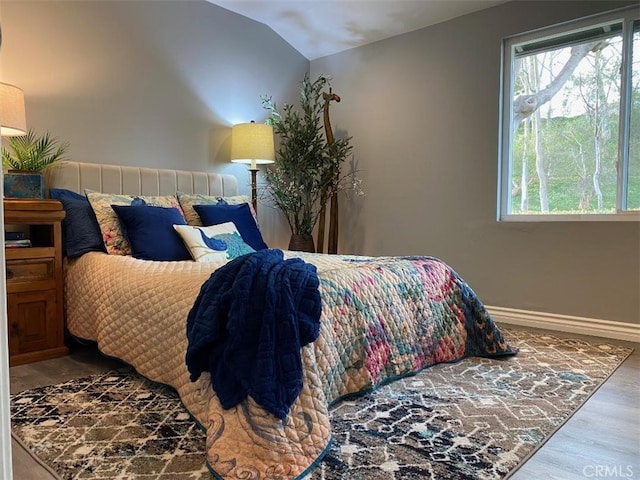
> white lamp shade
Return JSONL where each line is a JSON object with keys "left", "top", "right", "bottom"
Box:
{"left": 230, "top": 122, "right": 275, "bottom": 168}
{"left": 0, "top": 82, "right": 27, "bottom": 136}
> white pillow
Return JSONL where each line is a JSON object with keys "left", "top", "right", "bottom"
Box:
{"left": 173, "top": 222, "right": 255, "bottom": 262}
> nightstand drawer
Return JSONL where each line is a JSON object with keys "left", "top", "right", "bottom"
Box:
{"left": 6, "top": 258, "right": 55, "bottom": 284}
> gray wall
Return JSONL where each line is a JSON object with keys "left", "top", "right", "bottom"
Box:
{"left": 1, "top": 0, "right": 637, "bottom": 325}
{"left": 311, "top": 0, "right": 640, "bottom": 325}
{"left": 0, "top": 0, "right": 308, "bottom": 247}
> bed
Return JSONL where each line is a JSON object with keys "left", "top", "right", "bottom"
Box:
{"left": 45, "top": 161, "right": 516, "bottom": 479}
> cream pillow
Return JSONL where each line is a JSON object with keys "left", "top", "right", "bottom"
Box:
{"left": 174, "top": 222, "right": 256, "bottom": 262}
{"left": 85, "top": 190, "right": 184, "bottom": 256}
{"left": 176, "top": 192, "right": 255, "bottom": 226}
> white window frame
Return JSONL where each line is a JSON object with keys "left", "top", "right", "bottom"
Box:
{"left": 498, "top": 7, "right": 640, "bottom": 222}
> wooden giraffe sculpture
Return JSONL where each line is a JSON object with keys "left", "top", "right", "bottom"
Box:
{"left": 317, "top": 88, "right": 341, "bottom": 254}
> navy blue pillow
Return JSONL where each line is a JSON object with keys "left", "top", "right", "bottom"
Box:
{"left": 192, "top": 203, "right": 268, "bottom": 251}
{"left": 111, "top": 205, "right": 191, "bottom": 261}
{"left": 49, "top": 188, "right": 106, "bottom": 258}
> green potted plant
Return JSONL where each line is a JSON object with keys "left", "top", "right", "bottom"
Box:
{"left": 261, "top": 73, "right": 360, "bottom": 252}
{"left": 2, "top": 129, "right": 69, "bottom": 198}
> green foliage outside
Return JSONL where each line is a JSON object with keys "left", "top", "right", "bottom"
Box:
{"left": 511, "top": 105, "right": 640, "bottom": 213}
{"left": 511, "top": 176, "right": 640, "bottom": 213}
{"left": 509, "top": 31, "right": 640, "bottom": 214}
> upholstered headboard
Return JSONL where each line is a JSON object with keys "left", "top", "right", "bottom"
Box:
{"left": 45, "top": 161, "right": 238, "bottom": 197}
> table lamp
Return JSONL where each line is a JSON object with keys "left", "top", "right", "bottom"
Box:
{"left": 0, "top": 82, "right": 27, "bottom": 136}
{"left": 230, "top": 121, "right": 275, "bottom": 212}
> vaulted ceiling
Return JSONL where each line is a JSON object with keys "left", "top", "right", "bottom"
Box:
{"left": 209, "top": 0, "right": 507, "bottom": 60}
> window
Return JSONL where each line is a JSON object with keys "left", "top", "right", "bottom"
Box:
{"left": 499, "top": 7, "right": 640, "bottom": 221}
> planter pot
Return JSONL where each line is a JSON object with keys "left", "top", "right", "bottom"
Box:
{"left": 288, "top": 234, "right": 315, "bottom": 253}
{"left": 4, "top": 170, "right": 45, "bottom": 199}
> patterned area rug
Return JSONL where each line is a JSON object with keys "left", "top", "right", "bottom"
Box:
{"left": 11, "top": 328, "right": 632, "bottom": 480}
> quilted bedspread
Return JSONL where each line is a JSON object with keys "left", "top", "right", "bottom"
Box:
{"left": 64, "top": 251, "right": 516, "bottom": 479}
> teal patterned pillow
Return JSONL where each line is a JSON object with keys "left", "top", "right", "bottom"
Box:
{"left": 173, "top": 222, "right": 255, "bottom": 262}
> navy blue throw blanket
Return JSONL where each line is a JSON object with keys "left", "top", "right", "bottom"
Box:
{"left": 186, "top": 249, "right": 322, "bottom": 420}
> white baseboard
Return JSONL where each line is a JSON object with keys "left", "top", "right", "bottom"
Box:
{"left": 486, "top": 305, "right": 640, "bottom": 343}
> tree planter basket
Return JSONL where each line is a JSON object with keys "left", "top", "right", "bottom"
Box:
{"left": 288, "top": 234, "right": 315, "bottom": 253}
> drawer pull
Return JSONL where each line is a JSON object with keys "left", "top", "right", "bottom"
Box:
{"left": 6, "top": 269, "right": 14, "bottom": 279}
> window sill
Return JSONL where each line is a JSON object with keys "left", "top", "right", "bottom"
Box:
{"left": 499, "top": 212, "right": 640, "bottom": 222}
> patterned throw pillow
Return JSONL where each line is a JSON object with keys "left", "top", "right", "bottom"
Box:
{"left": 174, "top": 222, "right": 256, "bottom": 262}
{"left": 85, "top": 190, "right": 184, "bottom": 255}
{"left": 176, "top": 192, "right": 255, "bottom": 226}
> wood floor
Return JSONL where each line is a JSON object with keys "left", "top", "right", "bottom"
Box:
{"left": 9, "top": 325, "right": 640, "bottom": 480}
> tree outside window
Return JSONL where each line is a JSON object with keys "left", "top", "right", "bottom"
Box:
{"left": 499, "top": 8, "right": 639, "bottom": 220}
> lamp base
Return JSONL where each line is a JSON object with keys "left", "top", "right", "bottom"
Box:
{"left": 249, "top": 168, "right": 258, "bottom": 213}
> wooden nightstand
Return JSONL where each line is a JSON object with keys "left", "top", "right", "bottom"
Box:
{"left": 3, "top": 199, "right": 69, "bottom": 366}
